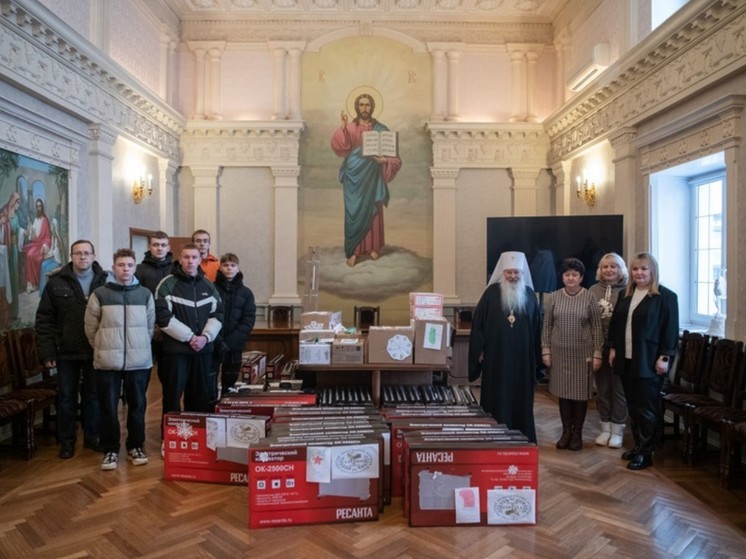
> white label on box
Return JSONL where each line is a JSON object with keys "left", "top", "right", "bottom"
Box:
{"left": 206, "top": 417, "right": 226, "bottom": 451}
{"left": 318, "top": 478, "right": 371, "bottom": 500}
{"left": 306, "top": 446, "right": 332, "bottom": 483}
{"left": 487, "top": 488, "right": 536, "bottom": 525}
{"left": 422, "top": 322, "right": 444, "bottom": 350}
{"left": 412, "top": 306, "right": 443, "bottom": 319}
{"left": 386, "top": 334, "right": 413, "bottom": 361}
{"left": 331, "top": 444, "right": 379, "bottom": 479}
{"left": 455, "top": 487, "right": 481, "bottom": 524}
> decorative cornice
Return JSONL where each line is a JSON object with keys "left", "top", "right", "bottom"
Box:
{"left": 545, "top": 0, "right": 746, "bottom": 163}
{"left": 181, "top": 18, "right": 553, "bottom": 45}
{"left": 0, "top": 0, "right": 185, "bottom": 159}
{"left": 181, "top": 121, "right": 305, "bottom": 167}
{"left": 545, "top": 0, "right": 746, "bottom": 165}
{"left": 638, "top": 95, "right": 744, "bottom": 174}
{"left": 427, "top": 122, "right": 549, "bottom": 169}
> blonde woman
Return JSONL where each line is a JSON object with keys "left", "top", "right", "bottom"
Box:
{"left": 589, "top": 253, "right": 628, "bottom": 448}
{"left": 607, "top": 252, "right": 679, "bottom": 471}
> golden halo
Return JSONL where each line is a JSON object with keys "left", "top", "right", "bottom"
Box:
{"left": 345, "top": 86, "right": 384, "bottom": 121}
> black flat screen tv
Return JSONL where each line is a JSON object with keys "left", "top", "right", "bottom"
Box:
{"left": 486, "top": 215, "right": 624, "bottom": 291}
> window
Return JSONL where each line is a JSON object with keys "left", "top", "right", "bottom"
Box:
{"left": 650, "top": 152, "right": 725, "bottom": 331}
{"left": 691, "top": 175, "right": 724, "bottom": 324}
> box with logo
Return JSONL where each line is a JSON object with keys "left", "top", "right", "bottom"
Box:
{"left": 332, "top": 338, "right": 365, "bottom": 364}
{"left": 367, "top": 326, "right": 415, "bottom": 365}
{"left": 389, "top": 417, "right": 500, "bottom": 498}
{"left": 300, "top": 311, "right": 343, "bottom": 331}
{"left": 413, "top": 318, "right": 451, "bottom": 365}
{"left": 214, "top": 392, "right": 317, "bottom": 419}
{"left": 240, "top": 351, "right": 267, "bottom": 384}
{"left": 409, "top": 292, "right": 444, "bottom": 320}
{"left": 163, "top": 412, "right": 269, "bottom": 485}
{"left": 406, "top": 442, "right": 538, "bottom": 527}
{"left": 249, "top": 437, "right": 382, "bottom": 528}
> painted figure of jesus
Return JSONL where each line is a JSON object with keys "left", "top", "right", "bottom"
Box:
{"left": 331, "top": 92, "right": 402, "bottom": 267}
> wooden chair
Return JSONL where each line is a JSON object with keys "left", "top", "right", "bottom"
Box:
{"left": 660, "top": 331, "right": 710, "bottom": 445}
{"left": 721, "top": 416, "right": 746, "bottom": 488}
{"left": 9, "top": 328, "right": 57, "bottom": 434}
{"left": 268, "top": 305, "right": 294, "bottom": 328}
{"left": 673, "top": 338, "right": 744, "bottom": 464}
{"left": 0, "top": 332, "right": 35, "bottom": 460}
{"left": 687, "top": 345, "right": 745, "bottom": 468}
{"left": 354, "top": 306, "right": 380, "bottom": 332}
{"left": 453, "top": 306, "right": 475, "bottom": 331}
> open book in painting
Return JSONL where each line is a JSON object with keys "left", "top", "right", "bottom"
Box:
{"left": 361, "top": 130, "right": 399, "bottom": 158}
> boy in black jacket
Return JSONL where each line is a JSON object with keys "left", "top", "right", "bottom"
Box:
{"left": 213, "top": 253, "right": 256, "bottom": 395}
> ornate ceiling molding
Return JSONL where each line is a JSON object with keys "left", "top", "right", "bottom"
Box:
{"left": 427, "top": 122, "right": 549, "bottom": 169}
{"left": 180, "top": 18, "right": 553, "bottom": 45}
{"left": 181, "top": 121, "right": 305, "bottom": 167}
{"left": 545, "top": 0, "right": 746, "bottom": 163}
{"left": 638, "top": 95, "right": 744, "bottom": 175}
{"left": 0, "top": 0, "right": 184, "bottom": 159}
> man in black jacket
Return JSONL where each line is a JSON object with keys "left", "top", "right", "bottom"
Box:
{"left": 35, "top": 239, "right": 108, "bottom": 459}
{"left": 156, "top": 244, "right": 223, "bottom": 439}
{"left": 213, "top": 253, "right": 256, "bottom": 395}
{"left": 135, "top": 231, "right": 173, "bottom": 383}
{"left": 135, "top": 231, "right": 173, "bottom": 294}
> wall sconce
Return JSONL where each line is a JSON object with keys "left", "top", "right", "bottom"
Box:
{"left": 576, "top": 175, "right": 596, "bottom": 206}
{"left": 132, "top": 174, "right": 152, "bottom": 204}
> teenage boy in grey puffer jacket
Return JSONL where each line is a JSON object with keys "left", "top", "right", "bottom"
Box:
{"left": 85, "top": 248, "right": 155, "bottom": 471}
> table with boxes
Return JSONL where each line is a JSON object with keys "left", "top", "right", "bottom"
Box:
{"left": 161, "top": 293, "right": 539, "bottom": 529}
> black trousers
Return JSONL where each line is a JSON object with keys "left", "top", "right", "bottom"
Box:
{"left": 621, "top": 360, "right": 664, "bottom": 457}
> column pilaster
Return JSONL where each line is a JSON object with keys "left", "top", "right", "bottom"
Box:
{"left": 271, "top": 166, "right": 301, "bottom": 304}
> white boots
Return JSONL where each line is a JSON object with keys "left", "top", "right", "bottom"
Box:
{"left": 608, "top": 423, "right": 625, "bottom": 448}
{"left": 595, "top": 421, "right": 611, "bottom": 446}
{"left": 595, "top": 421, "right": 625, "bottom": 448}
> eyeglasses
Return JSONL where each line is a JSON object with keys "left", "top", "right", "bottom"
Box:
{"left": 71, "top": 251, "right": 94, "bottom": 257}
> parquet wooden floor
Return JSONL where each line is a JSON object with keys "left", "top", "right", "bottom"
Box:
{"left": 1, "top": 382, "right": 746, "bottom": 558}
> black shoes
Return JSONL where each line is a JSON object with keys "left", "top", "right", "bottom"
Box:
{"left": 627, "top": 454, "right": 653, "bottom": 470}
{"left": 59, "top": 442, "right": 75, "bottom": 459}
{"left": 621, "top": 448, "right": 639, "bottom": 461}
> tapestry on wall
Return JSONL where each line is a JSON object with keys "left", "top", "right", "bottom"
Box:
{"left": 0, "top": 148, "right": 69, "bottom": 331}
{"left": 300, "top": 36, "right": 433, "bottom": 317}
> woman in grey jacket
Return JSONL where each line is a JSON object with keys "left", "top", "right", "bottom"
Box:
{"left": 85, "top": 248, "right": 155, "bottom": 471}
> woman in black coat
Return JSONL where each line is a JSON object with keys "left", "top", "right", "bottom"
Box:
{"left": 213, "top": 253, "right": 256, "bottom": 395}
{"left": 607, "top": 252, "right": 679, "bottom": 470}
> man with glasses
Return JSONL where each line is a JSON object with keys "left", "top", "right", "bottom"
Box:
{"left": 36, "top": 240, "right": 108, "bottom": 459}
{"left": 191, "top": 229, "right": 219, "bottom": 282}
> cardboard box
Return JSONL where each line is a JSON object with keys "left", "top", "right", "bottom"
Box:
{"left": 249, "top": 438, "right": 382, "bottom": 528}
{"left": 414, "top": 318, "right": 451, "bottom": 365}
{"left": 409, "top": 292, "right": 445, "bottom": 307}
{"left": 240, "top": 351, "right": 267, "bottom": 384}
{"left": 299, "top": 329, "right": 336, "bottom": 342}
{"left": 299, "top": 340, "right": 332, "bottom": 364}
{"left": 332, "top": 339, "right": 365, "bottom": 364}
{"left": 163, "top": 412, "right": 269, "bottom": 485}
{"left": 407, "top": 443, "right": 538, "bottom": 527}
{"left": 367, "top": 326, "right": 415, "bottom": 364}
{"left": 300, "top": 311, "right": 342, "bottom": 331}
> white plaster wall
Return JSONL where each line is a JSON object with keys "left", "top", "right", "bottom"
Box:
{"left": 567, "top": 0, "right": 623, "bottom": 84}
{"left": 108, "top": 1, "right": 162, "bottom": 95}
{"left": 535, "top": 51, "right": 558, "bottom": 119}
{"left": 221, "top": 49, "right": 274, "bottom": 120}
{"left": 38, "top": 0, "right": 91, "bottom": 42}
{"left": 110, "top": 137, "right": 161, "bottom": 263}
{"left": 455, "top": 168, "right": 513, "bottom": 304}
{"left": 174, "top": 167, "right": 194, "bottom": 239}
{"left": 569, "top": 141, "right": 615, "bottom": 217}
{"left": 458, "top": 53, "right": 511, "bottom": 122}
{"left": 216, "top": 166, "right": 273, "bottom": 303}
